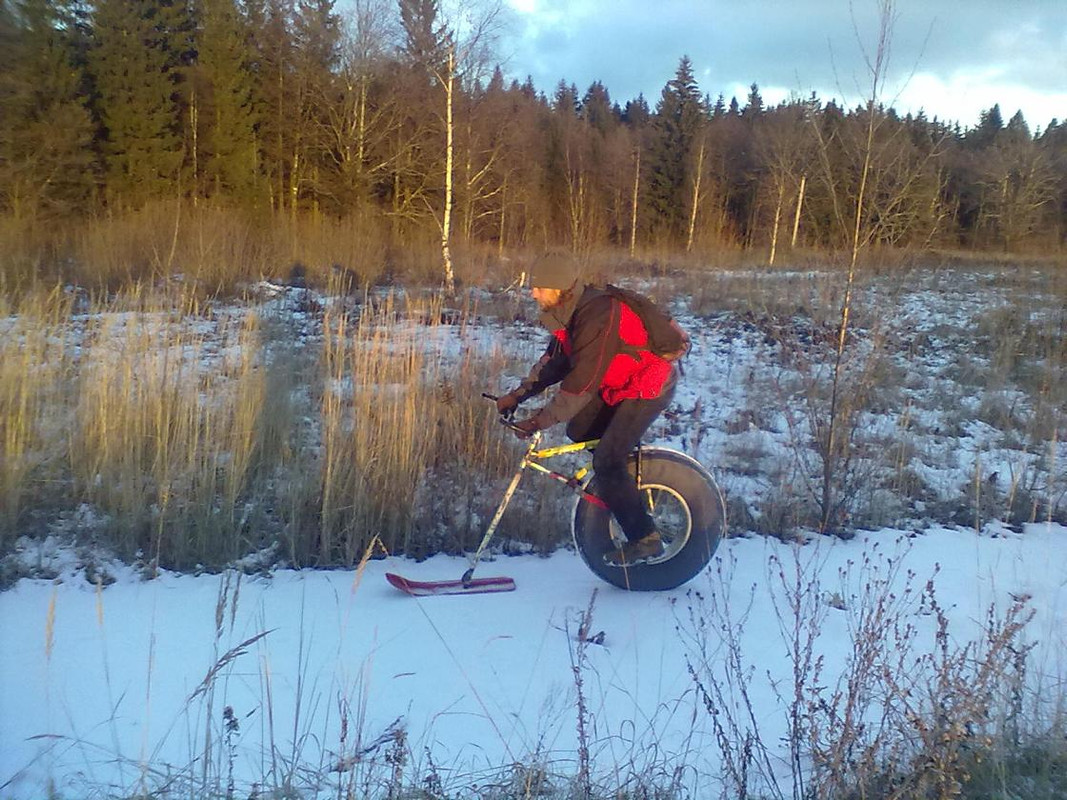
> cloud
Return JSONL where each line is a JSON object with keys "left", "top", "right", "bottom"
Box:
{"left": 500, "top": 0, "right": 1067, "bottom": 128}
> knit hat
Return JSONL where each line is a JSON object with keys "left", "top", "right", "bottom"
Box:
{"left": 528, "top": 252, "right": 579, "bottom": 290}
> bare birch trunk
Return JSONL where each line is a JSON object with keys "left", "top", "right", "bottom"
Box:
{"left": 441, "top": 46, "right": 456, "bottom": 294}
{"left": 189, "top": 93, "right": 199, "bottom": 207}
{"left": 769, "top": 182, "right": 784, "bottom": 265}
{"left": 686, "top": 138, "right": 706, "bottom": 253}
{"left": 791, "top": 174, "right": 806, "bottom": 248}
{"left": 290, "top": 149, "right": 299, "bottom": 227}
{"left": 629, "top": 147, "right": 641, "bottom": 258}
{"left": 357, "top": 75, "right": 367, "bottom": 166}
{"left": 498, "top": 175, "right": 507, "bottom": 258}
{"left": 568, "top": 171, "right": 586, "bottom": 250}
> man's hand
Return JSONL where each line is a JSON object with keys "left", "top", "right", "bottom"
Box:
{"left": 495, "top": 392, "right": 521, "bottom": 417}
{"left": 511, "top": 417, "right": 540, "bottom": 440}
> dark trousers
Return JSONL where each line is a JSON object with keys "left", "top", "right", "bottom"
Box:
{"left": 566, "top": 379, "right": 675, "bottom": 543}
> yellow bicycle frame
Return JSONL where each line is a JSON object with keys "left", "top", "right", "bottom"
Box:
{"left": 462, "top": 430, "right": 607, "bottom": 583}
{"left": 521, "top": 435, "right": 600, "bottom": 496}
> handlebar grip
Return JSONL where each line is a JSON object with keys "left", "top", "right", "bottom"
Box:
{"left": 483, "top": 391, "right": 518, "bottom": 422}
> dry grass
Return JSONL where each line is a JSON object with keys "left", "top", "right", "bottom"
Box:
{"left": 59, "top": 286, "right": 268, "bottom": 568}
{"left": 1, "top": 281, "right": 531, "bottom": 571}
{"left": 312, "top": 290, "right": 517, "bottom": 563}
{"left": 1, "top": 203, "right": 400, "bottom": 292}
{"left": 0, "top": 288, "right": 75, "bottom": 548}
{"left": 680, "top": 542, "right": 1067, "bottom": 800}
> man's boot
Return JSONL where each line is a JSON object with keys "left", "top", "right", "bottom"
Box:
{"left": 603, "top": 531, "right": 664, "bottom": 567}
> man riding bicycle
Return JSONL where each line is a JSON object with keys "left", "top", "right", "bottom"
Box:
{"left": 496, "top": 252, "right": 686, "bottom": 567}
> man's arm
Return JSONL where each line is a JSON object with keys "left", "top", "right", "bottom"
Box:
{"left": 513, "top": 336, "right": 570, "bottom": 401}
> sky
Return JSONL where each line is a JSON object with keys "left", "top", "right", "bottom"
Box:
{"left": 498, "top": 0, "right": 1067, "bottom": 132}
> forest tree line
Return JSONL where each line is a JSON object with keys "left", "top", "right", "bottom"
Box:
{"left": 2, "top": 0, "right": 1066, "bottom": 272}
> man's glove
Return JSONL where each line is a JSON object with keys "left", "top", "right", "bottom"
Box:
{"left": 496, "top": 392, "right": 521, "bottom": 417}
{"left": 511, "top": 417, "right": 540, "bottom": 440}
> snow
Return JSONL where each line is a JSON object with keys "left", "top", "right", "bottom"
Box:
{"left": 2, "top": 266, "right": 1064, "bottom": 797}
{"left": 2, "top": 524, "right": 1065, "bottom": 798}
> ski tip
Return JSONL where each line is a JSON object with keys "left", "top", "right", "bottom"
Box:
{"left": 384, "top": 572, "right": 407, "bottom": 591}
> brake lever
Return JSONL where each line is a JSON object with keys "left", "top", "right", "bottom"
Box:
{"left": 482, "top": 391, "right": 517, "bottom": 423}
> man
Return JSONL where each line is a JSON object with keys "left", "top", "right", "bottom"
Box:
{"left": 496, "top": 252, "right": 680, "bottom": 567}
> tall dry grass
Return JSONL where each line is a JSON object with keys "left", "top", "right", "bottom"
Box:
{"left": 62, "top": 285, "right": 268, "bottom": 567}
{"left": 0, "top": 288, "right": 75, "bottom": 548}
{"left": 313, "top": 289, "right": 517, "bottom": 564}
{"left": 2, "top": 280, "right": 532, "bottom": 571}
{"left": 0, "top": 203, "right": 478, "bottom": 293}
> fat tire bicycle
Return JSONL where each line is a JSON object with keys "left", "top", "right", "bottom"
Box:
{"left": 475, "top": 395, "right": 727, "bottom": 592}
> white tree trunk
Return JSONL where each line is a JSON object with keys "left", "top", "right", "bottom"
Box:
{"left": 629, "top": 147, "right": 641, "bottom": 258}
{"left": 441, "top": 46, "right": 456, "bottom": 294}
{"left": 686, "top": 138, "right": 706, "bottom": 253}
{"left": 791, "top": 174, "right": 806, "bottom": 248}
{"left": 769, "top": 183, "right": 784, "bottom": 266}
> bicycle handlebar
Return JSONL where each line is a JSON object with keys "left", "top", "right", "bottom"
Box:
{"left": 482, "top": 392, "right": 525, "bottom": 431}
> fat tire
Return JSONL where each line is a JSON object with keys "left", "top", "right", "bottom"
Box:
{"left": 572, "top": 448, "right": 725, "bottom": 591}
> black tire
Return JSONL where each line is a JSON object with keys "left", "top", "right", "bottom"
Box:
{"left": 572, "top": 447, "right": 725, "bottom": 591}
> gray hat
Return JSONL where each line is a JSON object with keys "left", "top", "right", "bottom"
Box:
{"left": 528, "top": 252, "right": 579, "bottom": 290}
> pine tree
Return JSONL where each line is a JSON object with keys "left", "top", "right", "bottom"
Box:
{"left": 245, "top": 0, "right": 294, "bottom": 212}
{"left": 622, "top": 94, "right": 650, "bottom": 127}
{"left": 194, "top": 0, "right": 259, "bottom": 201}
{"left": 0, "top": 0, "right": 97, "bottom": 218}
{"left": 647, "top": 55, "right": 706, "bottom": 241}
{"left": 553, "top": 80, "right": 579, "bottom": 116}
{"left": 399, "top": 0, "right": 448, "bottom": 75}
{"left": 742, "top": 82, "right": 763, "bottom": 117}
{"left": 1004, "top": 109, "right": 1031, "bottom": 143}
{"left": 89, "top": 0, "right": 188, "bottom": 206}
{"left": 968, "top": 103, "right": 1004, "bottom": 149}
{"left": 581, "top": 80, "right": 615, "bottom": 135}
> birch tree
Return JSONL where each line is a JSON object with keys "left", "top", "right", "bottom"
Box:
{"left": 755, "top": 101, "right": 814, "bottom": 264}
{"left": 319, "top": 0, "right": 402, "bottom": 210}
{"left": 398, "top": 0, "right": 501, "bottom": 293}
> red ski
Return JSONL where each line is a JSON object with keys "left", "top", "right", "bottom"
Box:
{"left": 385, "top": 572, "right": 516, "bottom": 597}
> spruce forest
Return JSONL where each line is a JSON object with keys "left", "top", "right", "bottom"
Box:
{"left": 2, "top": 0, "right": 1065, "bottom": 291}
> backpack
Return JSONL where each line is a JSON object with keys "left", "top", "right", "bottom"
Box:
{"left": 604, "top": 284, "right": 690, "bottom": 361}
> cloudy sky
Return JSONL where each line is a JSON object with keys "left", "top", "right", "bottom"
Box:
{"left": 497, "top": 0, "right": 1067, "bottom": 132}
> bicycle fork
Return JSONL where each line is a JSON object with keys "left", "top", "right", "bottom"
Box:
{"left": 461, "top": 432, "right": 611, "bottom": 586}
{"left": 461, "top": 432, "right": 541, "bottom": 585}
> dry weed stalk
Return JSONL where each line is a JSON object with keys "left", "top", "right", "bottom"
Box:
{"left": 317, "top": 291, "right": 515, "bottom": 563}
{"left": 567, "top": 589, "right": 598, "bottom": 799}
{"left": 682, "top": 540, "right": 1045, "bottom": 800}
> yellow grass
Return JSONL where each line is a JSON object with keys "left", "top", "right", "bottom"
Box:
{"left": 2, "top": 281, "right": 522, "bottom": 569}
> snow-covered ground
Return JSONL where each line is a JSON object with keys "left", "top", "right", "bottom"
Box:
{"left": 1, "top": 266, "right": 1064, "bottom": 797}
{"left": 2, "top": 523, "right": 1065, "bottom": 798}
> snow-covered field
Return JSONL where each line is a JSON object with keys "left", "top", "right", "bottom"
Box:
{"left": 1, "top": 265, "right": 1065, "bottom": 798}
{"left": 2, "top": 525, "right": 1065, "bottom": 798}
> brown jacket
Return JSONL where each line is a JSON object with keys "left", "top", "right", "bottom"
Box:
{"left": 514, "top": 285, "right": 675, "bottom": 428}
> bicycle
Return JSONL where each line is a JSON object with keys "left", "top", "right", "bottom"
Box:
{"left": 386, "top": 395, "right": 726, "bottom": 596}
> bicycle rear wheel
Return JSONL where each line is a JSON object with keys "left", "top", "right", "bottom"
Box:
{"left": 572, "top": 447, "right": 725, "bottom": 591}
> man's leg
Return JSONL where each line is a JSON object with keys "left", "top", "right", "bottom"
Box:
{"left": 566, "top": 395, "right": 615, "bottom": 443}
{"left": 592, "top": 385, "right": 674, "bottom": 545}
